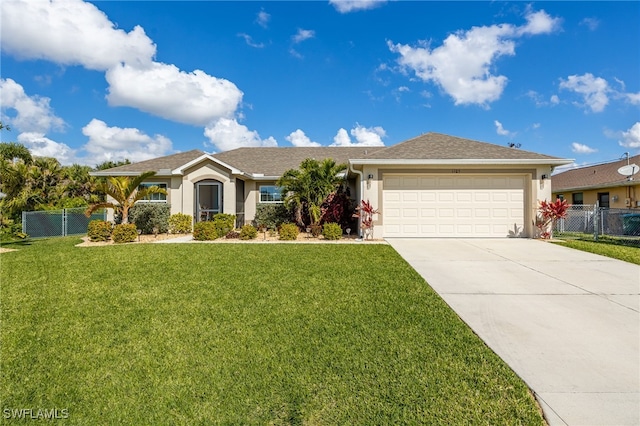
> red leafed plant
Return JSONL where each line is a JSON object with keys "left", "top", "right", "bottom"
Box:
{"left": 536, "top": 199, "right": 570, "bottom": 239}
{"left": 353, "top": 199, "right": 379, "bottom": 240}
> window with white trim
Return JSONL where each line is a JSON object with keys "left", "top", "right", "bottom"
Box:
{"left": 139, "top": 183, "right": 168, "bottom": 202}
{"left": 259, "top": 185, "right": 283, "bottom": 203}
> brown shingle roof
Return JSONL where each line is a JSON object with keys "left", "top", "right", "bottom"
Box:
{"left": 552, "top": 155, "right": 640, "bottom": 192}
{"left": 212, "top": 146, "right": 385, "bottom": 176}
{"left": 360, "top": 132, "right": 561, "bottom": 160}
{"left": 93, "top": 149, "right": 205, "bottom": 175}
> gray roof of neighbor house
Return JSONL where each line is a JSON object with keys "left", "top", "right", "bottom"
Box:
{"left": 356, "top": 132, "right": 561, "bottom": 161}
{"left": 93, "top": 132, "right": 570, "bottom": 177}
{"left": 552, "top": 154, "right": 640, "bottom": 192}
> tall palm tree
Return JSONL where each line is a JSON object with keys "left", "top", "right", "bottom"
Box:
{"left": 85, "top": 171, "right": 167, "bottom": 224}
{"left": 277, "top": 158, "right": 347, "bottom": 227}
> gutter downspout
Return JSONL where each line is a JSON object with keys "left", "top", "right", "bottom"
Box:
{"left": 349, "top": 161, "right": 364, "bottom": 238}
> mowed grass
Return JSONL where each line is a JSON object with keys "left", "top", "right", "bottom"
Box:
{"left": 554, "top": 239, "right": 640, "bottom": 265}
{"left": 1, "top": 238, "right": 544, "bottom": 425}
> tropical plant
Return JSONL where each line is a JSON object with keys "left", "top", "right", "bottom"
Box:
{"left": 253, "top": 203, "right": 290, "bottom": 230}
{"left": 277, "top": 158, "right": 347, "bottom": 228}
{"left": 111, "top": 223, "right": 138, "bottom": 243}
{"left": 536, "top": 199, "right": 571, "bottom": 239}
{"left": 193, "top": 221, "right": 219, "bottom": 241}
{"left": 353, "top": 200, "right": 379, "bottom": 240}
{"left": 278, "top": 223, "right": 299, "bottom": 240}
{"left": 84, "top": 171, "right": 167, "bottom": 224}
{"left": 239, "top": 224, "right": 258, "bottom": 240}
{"left": 168, "top": 213, "right": 193, "bottom": 234}
{"left": 87, "top": 220, "right": 113, "bottom": 242}
{"left": 129, "top": 203, "right": 170, "bottom": 234}
{"left": 322, "top": 222, "right": 343, "bottom": 240}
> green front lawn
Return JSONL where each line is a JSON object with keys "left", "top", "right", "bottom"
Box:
{"left": 553, "top": 239, "right": 640, "bottom": 265}
{"left": 1, "top": 238, "right": 544, "bottom": 424}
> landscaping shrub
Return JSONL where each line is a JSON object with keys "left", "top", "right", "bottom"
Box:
{"left": 310, "top": 223, "right": 322, "bottom": 237}
{"left": 168, "top": 213, "right": 192, "bottom": 234}
{"left": 322, "top": 222, "right": 343, "bottom": 240}
{"left": 225, "top": 231, "right": 240, "bottom": 239}
{"left": 278, "top": 223, "right": 299, "bottom": 241}
{"left": 239, "top": 224, "right": 258, "bottom": 240}
{"left": 193, "top": 221, "right": 219, "bottom": 241}
{"left": 253, "top": 203, "right": 290, "bottom": 230}
{"left": 87, "top": 220, "right": 112, "bottom": 242}
{"left": 111, "top": 223, "right": 137, "bottom": 243}
{"left": 211, "top": 213, "right": 236, "bottom": 237}
{"left": 129, "top": 203, "right": 170, "bottom": 234}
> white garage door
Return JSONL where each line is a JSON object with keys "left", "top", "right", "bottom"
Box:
{"left": 383, "top": 174, "right": 525, "bottom": 237}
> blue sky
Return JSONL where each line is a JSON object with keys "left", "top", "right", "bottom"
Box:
{"left": 1, "top": 0, "right": 639, "bottom": 170}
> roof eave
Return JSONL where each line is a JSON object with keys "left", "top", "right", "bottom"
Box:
{"left": 349, "top": 158, "right": 574, "bottom": 166}
{"left": 553, "top": 179, "right": 640, "bottom": 193}
{"left": 172, "top": 154, "right": 243, "bottom": 175}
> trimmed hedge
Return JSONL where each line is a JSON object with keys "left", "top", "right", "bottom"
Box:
{"left": 87, "top": 220, "right": 112, "bottom": 242}
{"left": 253, "top": 203, "right": 290, "bottom": 229}
{"left": 129, "top": 203, "right": 170, "bottom": 234}
{"left": 278, "top": 223, "right": 299, "bottom": 241}
{"left": 322, "top": 222, "right": 343, "bottom": 240}
{"left": 239, "top": 224, "right": 258, "bottom": 240}
{"left": 211, "top": 214, "right": 235, "bottom": 237}
{"left": 193, "top": 221, "right": 219, "bottom": 241}
{"left": 112, "top": 223, "right": 137, "bottom": 243}
{"left": 168, "top": 213, "right": 192, "bottom": 234}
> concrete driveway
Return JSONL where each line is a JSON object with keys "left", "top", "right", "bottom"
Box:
{"left": 387, "top": 238, "right": 640, "bottom": 426}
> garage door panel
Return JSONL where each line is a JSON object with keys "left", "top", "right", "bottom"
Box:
{"left": 383, "top": 174, "right": 525, "bottom": 237}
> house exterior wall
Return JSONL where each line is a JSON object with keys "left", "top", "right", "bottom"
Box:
{"left": 358, "top": 164, "right": 550, "bottom": 238}
{"left": 182, "top": 162, "right": 234, "bottom": 219}
{"left": 553, "top": 184, "right": 640, "bottom": 209}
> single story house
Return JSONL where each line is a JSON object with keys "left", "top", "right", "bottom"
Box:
{"left": 552, "top": 154, "right": 640, "bottom": 209}
{"left": 93, "top": 132, "right": 572, "bottom": 238}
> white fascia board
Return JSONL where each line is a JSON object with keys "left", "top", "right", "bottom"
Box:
{"left": 90, "top": 171, "right": 141, "bottom": 177}
{"left": 349, "top": 158, "right": 574, "bottom": 166}
{"left": 172, "top": 154, "right": 242, "bottom": 175}
{"left": 249, "top": 174, "right": 281, "bottom": 181}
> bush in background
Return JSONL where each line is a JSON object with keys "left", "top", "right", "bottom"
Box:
{"left": 322, "top": 223, "right": 342, "bottom": 240}
{"left": 253, "top": 204, "right": 290, "bottom": 230}
{"left": 87, "top": 220, "right": 112, "bottom": 242}
{"left": 239, "top": 224, "right": 258, "bottom": 240}
{"left": 225, "top": 230, "right": 240, "bottom": 239}
{"left": 193, "top": 221, "right": 219, "bottom": 241}
{"left": 168, "top": 213, "right": 192, "bottom": 234}
{"left": 278, "top": 223, "right": 299, "bottom": 241}
{"left": 129, "top": 203, "right": 170, "bottom": 234}
{"left": 211, "top": 213, "right": 235, "bottom": 237}
{"left": 111, "top": 223, "right": 137, "bottom": 243}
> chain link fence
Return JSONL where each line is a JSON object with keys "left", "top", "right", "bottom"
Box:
{"left": 22, "top": 207, "right": 106, "bottom": 239}
{"left": 555, "top": 204, "right": 640, "bottom": 246}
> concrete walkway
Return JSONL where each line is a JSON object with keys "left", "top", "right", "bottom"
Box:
{"left": 387, "top": 238, "right": 640, "bottom": 426}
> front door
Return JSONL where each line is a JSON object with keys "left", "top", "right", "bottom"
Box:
{"left": 196, "top": 181, "right": 222, "bottom": 221}
{"left": 597, "top": 192, "right": 610, "bottom": 209}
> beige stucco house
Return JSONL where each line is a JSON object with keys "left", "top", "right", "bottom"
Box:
{"left": 552, "top": 154, "right": 640, "bottom": 209}
{"left": 94, "top": 132, "right": 572, "bottom": 238}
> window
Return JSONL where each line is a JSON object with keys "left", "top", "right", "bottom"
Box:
{"left": 572, "top": 193, "right": 583, "bottom": 205}
{"left": 139, "top": 183, "right": 167, "bottom": 202}
{"left": 598, "top": 192, "right": 610, "bottom": 209}
{"left": 556, "top": 194, "right": 564, "bottom": 201}
{"left": 259, "top": 185, "right": 283, "bottom": 203}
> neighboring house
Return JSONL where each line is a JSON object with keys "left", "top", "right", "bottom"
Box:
{"left": 552, "top": 155, "right": 640, "bottom": 209}
{"left": 93, "top": 132, "right": 571, "bottom": 238}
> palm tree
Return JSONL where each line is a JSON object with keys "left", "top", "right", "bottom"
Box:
{"left": 277, "top": 158, "right": 347, "bottom": 228}
{"left": 85, "top": 171, "right": 167, "bottom": 224}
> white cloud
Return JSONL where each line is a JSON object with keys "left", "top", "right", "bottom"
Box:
{"left": 17, "top": 132, "right": 78, "bottom": 165}
{"left": 625, "top": 92, "right": 640, "bottom": 105}
{"left": 286, "top": 129, "right": 321, "bottom": 147}
{"left": 0, "top": 0, "right": 155, "bottom": 71}
{"left": 532, "top": 123, "right": 541, "bottom": 129}
{"left": 619, "top": 122, "right": 640, "bottom": 149}
{"left": 494, "top": 120, "right": 512, "bottom": 136}
{"left": 559, "top": 73, "right": 609, "bottom": 113}
{"left": 331, "top": 124, "right": 386, "bottom": 146}
{"left": 82, "top": 119, "right": 173, "bottom": 163}
{"left": 329, "top": 0, "right": 388, "bottom": 13}
{"left": 389, "top": 9, "right": 560, "bottom": 106}
{"left": 571, "top": 142, "right": 597, "bottom": 154}
{"left": 292, "top": 29, "right": 315, "bottom": 44}
{"left": 238, "top": 33, "right": 264, "bottom": 48}
{"left": 0, "top": 78, "right": 66, "bottom": 133}
{"left": 204, "top": 118, "right": 277, "bottom": 152}
{"left": 550, "top": 94, "right": 560, "bottom": 104}
{"left": 256, "top": 10, "right": 270, "bottom": 28}
{"left": 580, "top": 17, "right": 600, "bottom": 31}
{"left": 106, "top": 62, "right": 243, "bottom": 126}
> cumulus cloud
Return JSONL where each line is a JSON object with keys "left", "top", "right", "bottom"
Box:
{"left": 331, "top": 124, "right": 386, "bottom": 146}
{"left": 256, "top": 10, "right": 270, "bottom": 28}
{"left": 494, "top": 120, "right": 512, "bottom": 136}
{"left": 571, "top": 142, "right": 597, "bottom": 154}
{"left": 625, "top": 92, "right": 640, "bottom": 105}
{"left": 619, "top": 122, "right": 640, "bottom": 149}
{"left": 106, "top": 63, "right": 243, "bottom": 126}
{"left": 0, "top": 0, "right": 155, "bottom": 71}
{"left": 559, "top": 73, "right": 609, "bottom": 113}
{"left": 17, "top": 132, "right": 78, "bottom": 165}
{"left": 0, "top": 78, "right": 66, "bottom": 133}
{"left": 292, "top": 29, "right": 315, "bottom": 44}
{"left": 389, "top": 9, "right": 560, "bottom": 106}
{"left": 329, "top": 0, "right": 388, "bottom": 13}
{"left": 204, "top": 118, "right": 277, "bottom": 152}
{"left": 286, "top": 129, "right": 321, "bottom": 147}
{"left": 550, "top": 94, "right": 560, "bottom": 105}
{"left": 82, "top": 119, "right": 173, "bottom": 163}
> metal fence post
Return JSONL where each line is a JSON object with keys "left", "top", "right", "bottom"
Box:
{"left": 22, "top": 210, "right": 26, "bottom": 234}
{"left": 593, "top": 202, "right": 599, "bottom": 241}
